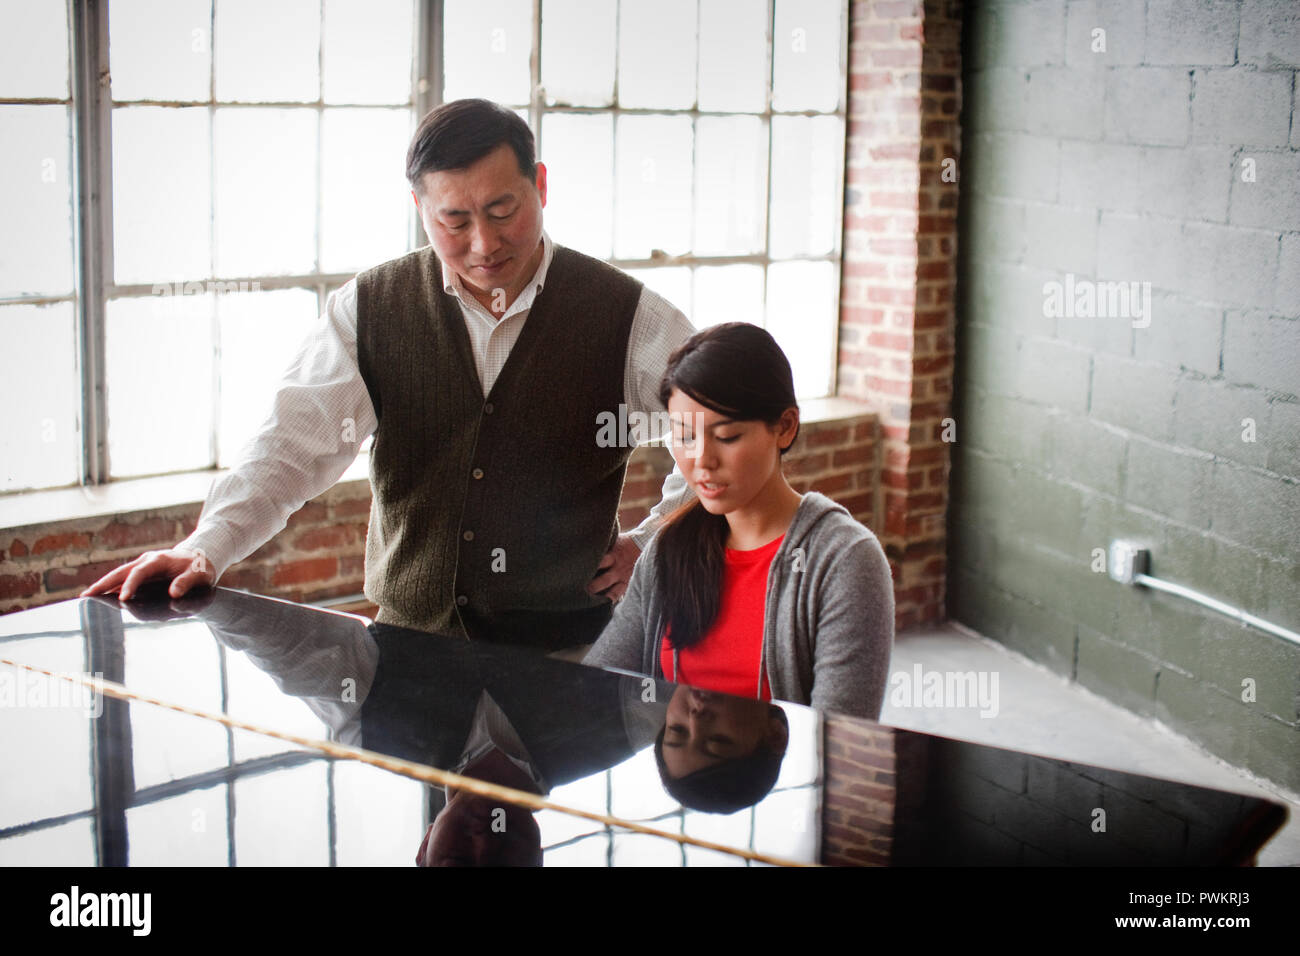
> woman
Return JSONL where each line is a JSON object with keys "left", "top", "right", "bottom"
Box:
{"left": 585, "top": 322, "right": 894, "bottom": 720}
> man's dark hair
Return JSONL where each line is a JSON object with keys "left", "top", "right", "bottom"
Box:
{"left": 406, "top": 98, "right": 537, "bottom": 190}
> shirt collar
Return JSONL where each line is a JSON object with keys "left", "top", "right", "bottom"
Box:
{"left": 440, "top": 231, "right": 554, "bottom": 316}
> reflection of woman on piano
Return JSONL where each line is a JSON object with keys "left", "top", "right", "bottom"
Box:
{"left": 586, "top": 323, "right": 894, "bottom": 719}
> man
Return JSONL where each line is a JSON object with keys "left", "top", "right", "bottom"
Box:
{"left": 84, "top": 98, "right": 695, "bottom": 651}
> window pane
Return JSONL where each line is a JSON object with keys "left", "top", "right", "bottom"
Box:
{"left": 333, "top": 762, "right": 425, "bottom": 866}
{"left": 614, "top": 115, "right": 693, "bottom": 260}
{"left": 215, "top": 108, "right": 318, "bottom": 277}
{"left": 443, "top": 0, "right": 532, "bottom": 106}
{"left": 0, "top": 303, "right": 79, "bottom": 492}
{"left": 766, "top": 260, "right": 835, "bottom": 398}
{"left": 226, "top": 641, "right": 330, "bottom": 762}
{"left": 625, "top": 267, "right": 691, "bottom": 323}
{"left": 0, "top": 0, "right": 69, "bottom": 98}
{"left": 769, "top": 115, "right": 843, "bottom": 258}
{"left": 106, "top": 292, "right": 214, "bottom": 477}
{"left": 234, "top": 762, "right": 329, "bottom": 865}
{"left": 617, "top": 0, "right": 697, "bottom": 109}
{"left": 321, "top": 108, "right": 412, "bottom": 273}
{"left": 125, "top": 623, "right": 227, "bottom": 789}
{"left": 323, "top": 0, "right": 414, "bottom": 105}
{"left": 0, "top": 636, "right": 90, "bottom": 824}
{"left": 217, "top": 288, "right": 318, "bottom": 467}
{"left": 540, "top": 0, "right": 616, "bottom": 107}
{"left": 698, "top": 0, "right": 767, "bottom": 113}
{"left": 540, "top": 111, "right": 613, "bottom": 259}
{"left": 112, "top": 106, "right": 212, "bottom": 284}
{"left": 110, "top": 0, "right": 212, "bottom": 102}
{"left": 772, "top": 0, "right": 843, "bottom": 112}
{"left": 215, "top": 0, "right": 321, "bottom": 103}
{"left": 127, "top": 786, "right": 228, "bottom": 866}
{"left": 0, "top": 105, "right": 74, "bottom": 297}
{"left": 0, "top": 819, "right": 94, "bottom": 866}
{"left": 694, "top": 264, "right": 764, "bottom": 329}
{"left": 694, "top": 115, "right": 766, "bottom": 256}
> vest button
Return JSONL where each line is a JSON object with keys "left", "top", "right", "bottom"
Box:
{"left": 463, "top": 530, "right": 474, "bottom": 541}
{"left": 472, "top": 467, "right": 484, "bottom": 479}
{"left": 483, "top": 402, "right": 494, "bottom": 414}
{"left": 456, "top": 594, "right": 468, "bottom": 606}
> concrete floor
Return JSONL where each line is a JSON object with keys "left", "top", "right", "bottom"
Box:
{"left": 879, "top": 622, "right": 1299, "bottom": 867}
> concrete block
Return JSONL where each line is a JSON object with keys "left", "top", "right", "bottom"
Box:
{"left": 1197, "top": 614, "right": 1300, "bottom": 724}
{"left": 1275, "top": 232, "right": 1300, "bottom": 316}
{"left": 1264, "top": 398, "right": 1300, "bottom": 477}
{"left": 1152, "top": 660, "right": 1252, "bottom": 773}
{"left": 1104, "top": 68, "right": 1191, "bottom": 146}
{"left": 1191, "top": 68, "right": 1293, "bottom": 147}
{"left": 1137, "top": 145, "right": 1232, "bottom": 222}
{"left": 1009, "top": 468, "right": 1087, "bottom": 557}
{"left": 1223, "top": 309, "right": 1300, "bottom": 396}
{"left": 1024, "top": 203, "right": 1098, "bottom": 275}
{"left": 1171, "top": 375, "right": 1271, "bottom": 468}
{"left": 1017, "top": 335, "right": 1092, "bottom": 414}
{"left": 967, "top": 132, "right": 1060, "bottom": 203}
{"left": 964, "top": 67, "right": 1030, "bottom": 133}
{"left": 966, "top": 195, "right": 1029, "bottom": 265}
{"left": 1180, "top": 222, "right": 1279, "bottom": 309}
{"left": 1026, "top": 756, "right": 1104, "bottom": 825}
{"left": 1089, "top": 353, "right": 1180, "bottom": 440}
{"left": 1239, "top": 0, "right": 1300, "bottom": 69}
{"left": 1096, "top": 212, "right": 1184, "bottom": 291}
{"left": 1123, "top": 436, "right": 1213, "bottom": 529}
{"left": 998, "top": 590, "right": 1077, "bottom": 673}
{"left": 1059, "top": 140, "right": 1144, "bottom": 211}
{"left": 1210, "top": 459, "right": 1300, "bottom": 555}
{"left": 1026, "top": 66, "right": 1105, "bottom": 139}
{"left": 964, "top": 390, "right": 1056, "bottom": 463}
{"left": 961, "top": 261, "right": 1058, "bottom": 338}
{"left": 1246, "top": 709, "right": 1300, "bottom": 794}
{"left": 1132, "top": 291, "right": 1222, "bottom": 376}
{"left": 1065, "top": 0, "right": 1146, "bottom": 69}
{"left": 970, "top": 0, "right": 1067, "bottom": 71}
{"left": 1076, "top": 624, "right": 1161, "bottom": 713}
{"left": 961, "top": 322, "right": 1024, "bottom": 397}
{"left": 1144, "top": 0, "right": 1239, "bottom": 66}
{"left": 1228, "top": 149, "right": 1300, "bottom": 230}
{"left": 1157, "top": 523, "right": 1267, "bottom": 624}
{"left": 1045, "top": 411, "right": 1127, "bottom": 493}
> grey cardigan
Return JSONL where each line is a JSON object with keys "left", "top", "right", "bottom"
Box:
{"left": 584, "top": 492, "right": 895, "bottom": 719}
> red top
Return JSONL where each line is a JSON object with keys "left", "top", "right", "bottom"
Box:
{"left": 660, "top": 534, "right": 784, "bottom": 700}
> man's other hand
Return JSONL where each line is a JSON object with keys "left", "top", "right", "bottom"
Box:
{"left": 588, "top": 533, "right": 641, "bottom": 603}
{"left": 80, "top": 548, "right": 216, "bottom": 602}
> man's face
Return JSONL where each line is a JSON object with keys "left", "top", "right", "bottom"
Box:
{"left": 412, "top": 142, "right": 547, "bottom": 311}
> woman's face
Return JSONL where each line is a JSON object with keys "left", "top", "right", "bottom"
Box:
{"left": 666, "top": 388, "right": 798, "bottom": 517}
{"left": 661, "top": 687, "right": 784, "bottom": 778}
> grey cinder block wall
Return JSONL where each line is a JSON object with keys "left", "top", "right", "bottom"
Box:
{"left": 950, "top": 0, "right": 1299, "bottom": 792}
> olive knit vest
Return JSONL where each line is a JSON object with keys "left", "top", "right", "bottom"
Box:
{"left": 355, "top": 244, "right": 642, "bottom": 649}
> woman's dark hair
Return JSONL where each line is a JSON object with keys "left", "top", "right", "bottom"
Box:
{"left": 653, "top": 705, "right": 790, "bottom": 814}
{"left": 654, "top": 322, "right": 799, "bottom": 651}
{"left": 406, "top": 98, "right": 537, "bottom": 189}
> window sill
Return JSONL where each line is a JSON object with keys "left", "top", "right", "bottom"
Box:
{"left": 0, "top": 455, "right": 372, "bottom": 533}
{"left": 0, "top": 397, "right": 875, "bottom": 534}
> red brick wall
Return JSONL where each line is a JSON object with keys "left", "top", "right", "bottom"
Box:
{"left": 839, "top": 0, "right": 961, "bottom": 629}
{"left": 2, "top": 415, "right": 880, "bottom": 617}
{"left": 822, "top": 715, "right": 896, "bottom": 866}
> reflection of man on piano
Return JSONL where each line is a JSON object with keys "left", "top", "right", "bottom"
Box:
{"left": 360, "top": 621, "right": 668, "bottom": 866}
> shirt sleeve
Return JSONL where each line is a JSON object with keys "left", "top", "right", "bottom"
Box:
{"left": 175, "top": 279, "right": 379, "bottom": 580}
{"left": 585, "top": 537, "right": 658, "bottom": 676}
{"left": 622, "top": 285, "right": 699, "bottom": 550}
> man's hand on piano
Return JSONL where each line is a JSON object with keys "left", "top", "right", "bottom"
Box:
{"left": 80, "top": 547, "right": 216, "bottom": 602}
